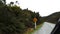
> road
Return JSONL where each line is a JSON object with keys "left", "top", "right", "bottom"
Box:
{"left": 33, "top": 22, "right": 56, "bottom": 34}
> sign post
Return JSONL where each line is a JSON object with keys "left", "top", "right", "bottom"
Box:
{"left": 35, "top": 22, "right": 36, "bottom": 29}
{"left": 33, "top": 18, "right": 37, "bottom": 29}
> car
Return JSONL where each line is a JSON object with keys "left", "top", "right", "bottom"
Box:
{"left": 51, "top": 18, "right": 60, "bottom": 34}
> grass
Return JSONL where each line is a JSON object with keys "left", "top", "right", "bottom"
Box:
{"left": 24, "top": 23, "right": 44, "bottom": 34}
{"left": 31, "top": 23, "right": 43, "bottom": 34}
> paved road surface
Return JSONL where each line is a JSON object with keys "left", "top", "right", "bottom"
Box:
{"left": 33, "top": 22, "right": 56, "bottom": 34}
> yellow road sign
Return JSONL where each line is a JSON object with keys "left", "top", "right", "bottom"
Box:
{"left": 33, "top": 17, "right": 37, "bottom": 22}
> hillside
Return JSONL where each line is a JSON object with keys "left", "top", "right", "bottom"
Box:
{"left": 40, "top": 12, "right": 60, "bottom": 24}
{"left": 0, "top": 0, "right": 41, "bottom": 34}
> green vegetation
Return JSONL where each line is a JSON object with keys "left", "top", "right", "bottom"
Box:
{"left": 0, "top": 0, "right": 41, "bottom": 34}
{"left": 40, "top": 12, "right": 60, "bottom": 24}
{"left": 0, "top": 0, "right": 59, "bottom": 34}
{"left": 31, "top": 23, "right": 43, "bottom": 34}
{"left": 24, "top": 23, "right": 43, "bottom": 34}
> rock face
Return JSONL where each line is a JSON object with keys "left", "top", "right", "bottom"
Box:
{"left": 33, "top": 22, "right": 56, "bottom": 34}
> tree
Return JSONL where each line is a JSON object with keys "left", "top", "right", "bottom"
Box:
{"left": 15, "top": 1, "right": 19, "bottom": 5}
{"left": 0, "top": 0, "right": 4, "bottom": 5}
{"left": 3, "top": 0, "right": 6, "bottom": 5}
{"left": 0, "top": 2, "right": 41, "bottom": 34}
{"left": 10, "top": 2, "right": 14, "bottom": 6}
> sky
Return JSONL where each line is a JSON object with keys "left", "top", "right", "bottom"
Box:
{"left": 6, "top": 0, "right": 60, "bottom": 17}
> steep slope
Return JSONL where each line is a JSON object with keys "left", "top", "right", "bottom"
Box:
{"left": 40, "top": 12, "right": 60, "bottom": 24}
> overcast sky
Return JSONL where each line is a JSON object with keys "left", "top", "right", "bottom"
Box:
{"left": 6, "top": 0, "right": 60, "bottom": 17}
